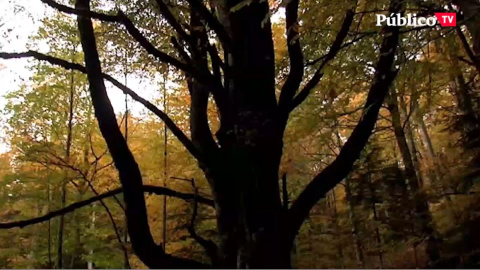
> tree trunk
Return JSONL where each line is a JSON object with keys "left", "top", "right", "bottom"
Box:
{"left": 189, "top": 1, "right": 289, "bottom": 267}
{"left": 88, "top": 208, "right": 95, "bottom": 270}
{"left": 57, "top": 57, "right": 75, "bottom": 269}
{"left": 70, "top": 190, "right": 84, "bottom": 268}
{"left": 387, "top": 90, "right": 440, "bottom": 265}
{"left": 123, "top": 51, "right": 130, "bottom": 270}
{"left": 345, "top": 176, "right": 364, "bottom": 268}
{"left": 71, "top": 0, "right": 401, "bottom": 267}
{"left": 387, "top": 91, "right": 422, "bottom": 187}
{"left": 334, "top": 125, "right": 364, "bottom": 268}
{"left": 47, "top": 168, "right": 53, "bottom": 268}
{"left": 330, "top": 190, "right": 345, "bottom": 269}
{"left": 450, "top": 69, "right": 479, "bottom": 149}
{"left": 162, "top": 76, "right": 168, "bottom": 251}
{"left": 366, "top": 160, "right": 384, "bottom": 269}
{"left": 398, "top": 94, "right": 424, "bottom": 184}
{"left": 412, "top": 98, "right": 444, "bottom": 184}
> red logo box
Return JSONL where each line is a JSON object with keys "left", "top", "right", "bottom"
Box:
{"left": 435, "top": 13, "right": 457, "bottom": 27}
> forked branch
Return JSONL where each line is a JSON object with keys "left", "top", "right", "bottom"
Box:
{"left": 289, "top": 9, "right": 355, "bottom": 112}
{"left": 278, "top": 0, "right": 304, "bottom": 112}
{"left": 286, "top": 0, "right": 402, "bottom": 247}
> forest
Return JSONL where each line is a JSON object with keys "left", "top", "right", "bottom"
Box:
{"left": 0, "top": 0, "right": 479, "bottom": 268}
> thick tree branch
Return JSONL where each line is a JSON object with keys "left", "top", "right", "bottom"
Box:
{"left": 286, "top": 0, "right": 401, "bottom": 247}
{"left": 75, "top": 1, "right": 206, "bottom": 267}
{"left": 0, "top": 185, "right": 214, "bottom": 229}
{"left": 184, "top": 0, "right": 232, "bottom": 50}
{"left": 40, "top": 0, "right": 117, "bottom": 21}
{"left": 154, "top": 0, "right": 191, "bottom": 45}
{"left": 0, "top": 51, "right": 205, "bottom": 164}
{"left": 207, "top": 43, "right": 225, "bottom": 79}
{"left": 188, "top": 6, "right": 221, "bottom": 161}
{"left": 289, "top": 10, "right": 355, "bottom": 112}
{"left": 171, "top": 37, "right": 193, "bottom": 64}
{"left": 278, "top": 0, "right": 304, "bottom": 112}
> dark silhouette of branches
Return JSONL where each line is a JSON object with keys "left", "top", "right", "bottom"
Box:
{"left": 0, "top": 51, "right": 205, "bottom": 164}
{"left": 286, "top": 0, "right": 402, "bottom": 247}
{"left": 0, "top": 185, "right": 214, "bottom": 229}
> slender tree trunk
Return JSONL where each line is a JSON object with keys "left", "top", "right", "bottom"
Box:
{"left": 162, "top": 75, "right": 168, "bottom": 251}
{"left": 388, "top": 91, "right": 422, "bottom": 187}
{"left": 345, "top": 176, "right": 364, "bottom": 268}
{"left": 123, "top": 56, "right": 130, "bottom": 269}
{"left": 398, "top": 94, "right": 423, "bottom": 184}
{"left": 448, "top": 52, "right": 479, "bottom": 148}
{"left": 70, "top": 190, "right": 83, "bottom": 268}
{"left": 451, "top": 71, "right": 479, "bottom": 150}
{"left": 57, "top": 56, "right": 75, "bottom": 269}
{"left": 387, "top": 90, "right": 440, "bottom": 265}
{"left": 87, "top": 208, "right": 95, "bottom": 270}
{"left": 413, "top": 101, "right": 443, "bottom": 185}
{"left": 329, "top": 190, "right": 345, "bottom": 269}
{"left": 366, "top": 161, "right": 384, "bottom": 269}
{"left": 57, "top": 184, "right": 66, "bottom": 268}
{"left": 334, "top": 125, "right": 364, "bottom": 268}
{"left": 47, "top": 169, "right": 53, "bottom": 268}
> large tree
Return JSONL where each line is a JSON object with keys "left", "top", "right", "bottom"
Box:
{"left": 0, "top": 0, "right": 402, "bottom": 267}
